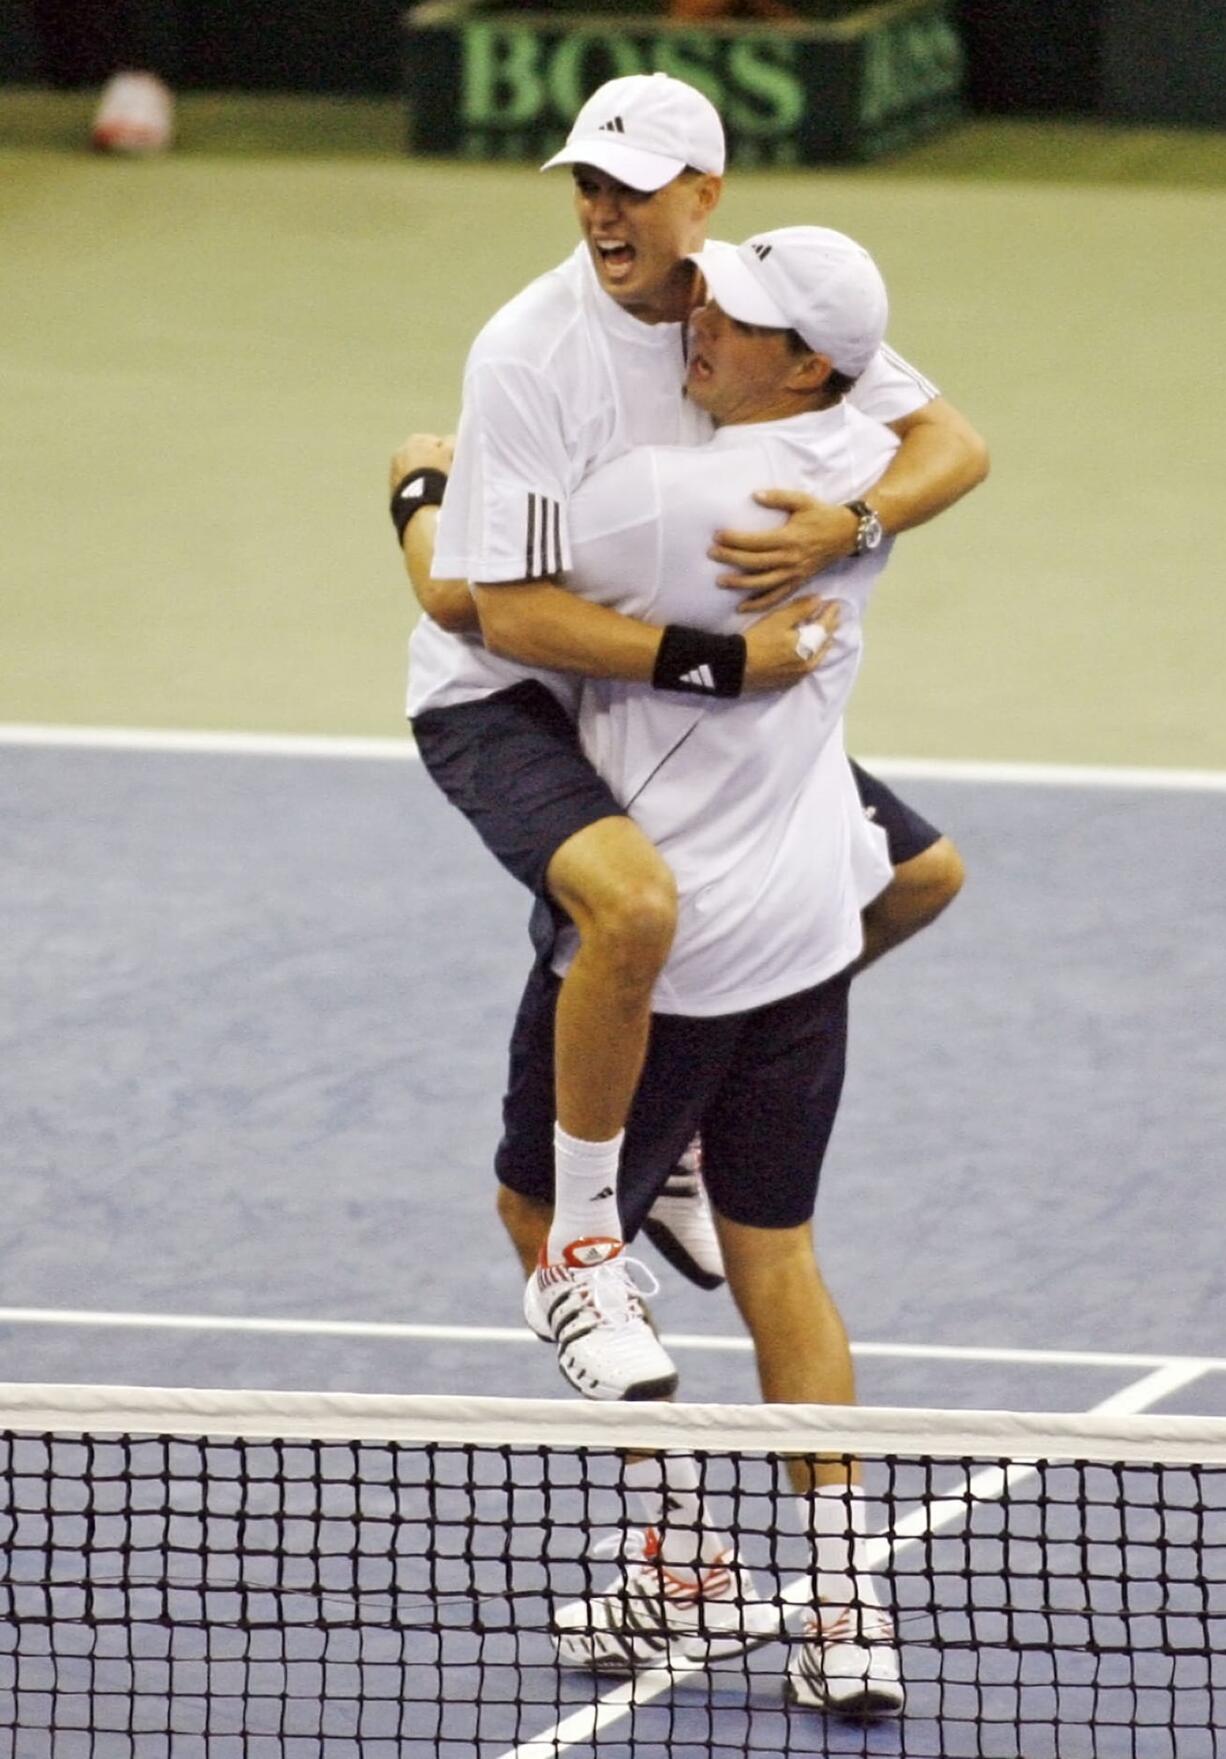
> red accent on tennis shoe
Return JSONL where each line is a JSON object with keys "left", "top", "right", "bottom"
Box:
{"left": 640, "top": 1529, "right": 735, "bottom": 1605}
{"left": 559, "top": 1236, "right": 624, "bottom": 1269}
{"left": 806, "top": 1602, "right": 897, "bottom": 1645}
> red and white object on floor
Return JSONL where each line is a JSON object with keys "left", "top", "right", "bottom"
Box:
{"left": 91, "top": 72, "right": 175, "bottom": 156}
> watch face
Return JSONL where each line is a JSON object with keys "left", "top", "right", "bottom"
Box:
{"left": 863, "top": 514, "right": 883, "bottom": 551}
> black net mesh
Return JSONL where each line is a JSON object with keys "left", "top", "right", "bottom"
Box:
{"left": 0, "top": 1417, "right": 1223, "bottom": 1756}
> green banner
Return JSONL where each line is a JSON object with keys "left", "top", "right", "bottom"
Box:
{"left": 404, "top": 2, "right": 965, "bottom": 166}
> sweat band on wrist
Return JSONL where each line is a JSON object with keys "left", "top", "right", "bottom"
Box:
{"left": 390, "top": 467, "right": 448, "bottom": 545}
{"left": 651, "top": 624, "right": 746, "bottom": 699}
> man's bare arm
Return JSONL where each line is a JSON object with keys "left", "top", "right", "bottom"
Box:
{"left": 475, "top": 579, "right": 836, "bottom": 695}
{"left": 403, "top": 507, "right": 480, "bottom": 634}
{"left": 709, "top": 395, "right": 990, "bottom": 605}
{"left": 873, "top": 395, "right": 990, "bottom": 537}
{"left": 390, "top": 432, "right": 838, "bottom": 688}
{"left": 390, "top": 433, "right": 480, "bottom": 634}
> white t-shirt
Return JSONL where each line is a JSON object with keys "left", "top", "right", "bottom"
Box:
{"left": 549, "top": 405, "right": 900, "bottom": 1017}
{"left": 406, "top": 242, "right": 938, "bottom": 718}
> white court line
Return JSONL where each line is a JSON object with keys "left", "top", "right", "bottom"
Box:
{"left": 2, "top": 723, "right": 1225, "bottom": 791}
{"left": 0, "top": 1306, "right": 1223, "bottom": 1376}
{"left": 855, "top": 756, "right": 1226, "bottom": 793}
{"left": 0, "top": 724, "right": 415, "bottom": 761}
{"left": 497, "top": 1358, "right": 1212, "bottom": 1758}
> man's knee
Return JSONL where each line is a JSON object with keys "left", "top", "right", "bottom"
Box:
{"left": 873, "top": 834, "right": 965, "bottom": 934}
{"left": 595, "top": 869, "right": 678, "bottom": 974}
{"left": 913, "top": 835, "right": 966, "bottom": 916}
{"left": 547, "top": 817, "right": 678, "bottom": 971}
{"left": 717, "top": 1214, "right": 821, "bottom": 1315}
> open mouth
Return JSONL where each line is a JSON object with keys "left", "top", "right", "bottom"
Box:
{"left": 593, "top": 238, "right": 636, "bottom": 277}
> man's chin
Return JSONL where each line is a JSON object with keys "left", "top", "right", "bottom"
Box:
{"left": 589, "top": 247, "right": 638, "bottom": 295}
{"left": 593, "top": 249, "right": 677, "bottom": 307}
{"left": 600, "top": 270, "right": 648, "bottom": 310}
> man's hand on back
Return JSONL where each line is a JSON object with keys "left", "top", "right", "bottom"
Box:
{"left": 709, "top": 490, "right": 859, "bottom": 610}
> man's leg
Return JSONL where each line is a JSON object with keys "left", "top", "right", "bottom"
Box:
{"left": 413, "top": 684, "right": 688, "bottom": 1335}
{"left": 495, "top": 954, "right": 679, "bottom": 1402}
{"left": 856, "top": 835, "right": 965, "bottom": 973}
{"left": 542, "top": 813, "right": 676, "bottom": 1258}
{"left": 847, "top": 759, "right": 964, "bottom": 975}
{"left": 698, "top": 975, "right": 860, "bottom": 1501}
{"left": 536, "top": 1003, "right": 781, "bottom": 1672}
{"left": 495, "top": 1186, "right": 550, "bottom": 1278}
{"left": 658, "top": 765, "right": 962, "bottom": 1277}
{"left": 414, "top": 685, "right": 685, "bottom": 1282}
{"left": 699, "top": 973, "right": 904, "bottom": 1718}
{"left": 498, "top": 980, "right": 774, "bottom": 1674}
{"left": 717, "top": 1213, "right": 904, "bottom": 1716}
{"left": 715, "top": 1214, "right": 856, "bottom": 1488}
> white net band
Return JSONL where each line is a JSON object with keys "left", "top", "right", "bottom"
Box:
{"left": 0, "top": 1380, "right": 1224, "bottom": 1464}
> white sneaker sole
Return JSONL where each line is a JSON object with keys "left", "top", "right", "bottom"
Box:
{"left": 641, "top": 1204, "right": 725, "bottom": 1291}
{"left": 785, "top": 1670, "right": 905, "bottom": 1719}
{"left": 555, "top": 1601, "right": 782, "bottom": 1674}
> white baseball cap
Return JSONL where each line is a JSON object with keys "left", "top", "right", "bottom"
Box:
{"left": 540, "top": 72, "right": 725, "bottom": 193}
{"left": 689, "top": 227, "right": 889, "bottom": 378}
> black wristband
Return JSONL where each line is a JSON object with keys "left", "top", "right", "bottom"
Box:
{"left": 651, "top": 624, "right": 746, "bottom": 698}
{"left": 390, "top": 467, "right": 448, "bottom": 545}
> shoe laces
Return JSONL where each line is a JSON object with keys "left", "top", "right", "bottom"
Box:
{"left": 575, "top": 1253, "right": 659, "bottom": 1328}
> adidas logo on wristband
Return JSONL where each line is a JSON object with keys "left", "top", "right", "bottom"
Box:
{"left": 652, "top": 625, "right": 746, "bottom": 699}
{"left": 680, "top": 664, "right": 716, "bottom": 691}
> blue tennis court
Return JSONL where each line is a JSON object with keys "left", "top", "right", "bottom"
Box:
{"left": 1, "top": 732, "right": 1223, "bottom": 1756}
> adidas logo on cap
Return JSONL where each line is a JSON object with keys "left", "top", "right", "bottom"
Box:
{"left": 540, "top": 74, "right": 726, "bottom": 188}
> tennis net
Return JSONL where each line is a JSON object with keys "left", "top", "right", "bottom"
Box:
{"left": 0, "top": 1383, "right": 1222, "bottom": 1757}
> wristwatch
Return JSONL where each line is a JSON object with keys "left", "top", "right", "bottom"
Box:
{"left": 845, "top": 500, "right": 883, "bottom": 556}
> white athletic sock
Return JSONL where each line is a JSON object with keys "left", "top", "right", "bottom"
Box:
{"left": 547, "top": 1123, "right": 624, "bottom": 1263}
{"left": 804, "top": 1483, "right": 882, "bottom": 1611}
{"left": 624, "top": 1453, "right": 733, "bottom": 1573}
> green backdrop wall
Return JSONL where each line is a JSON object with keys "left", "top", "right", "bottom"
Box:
{"left": 2, "top": 0, "right": 1223, "bottom": 123}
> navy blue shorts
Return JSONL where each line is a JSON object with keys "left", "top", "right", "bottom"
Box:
{"left": 411, "top": 680, "right": 624, "bottom": 898}
{"left": 848, "top": 758, "right": 942, "bottom": 867}
{"left": 414, "top": 683, "right": 942, "bottom": 896}
{"left": 496, "top": 963, "right": 851, "bottom": 1234}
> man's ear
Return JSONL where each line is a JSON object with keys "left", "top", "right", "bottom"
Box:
{"left": 790, "top": 349, "right": 835, "bottom": 393}
{"left": 697, "top": 173, "right": 723, "bottom": 219}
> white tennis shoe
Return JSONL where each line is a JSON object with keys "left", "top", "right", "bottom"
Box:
{"left": 554, "top": 1527, "right": 781, "bottom": 1673}
{"left": 786, "top": 1601, "right": 905, "bottom": 1718}
{"left": 641, "top": 1137, "right": 725, "bottom": 1290}
{"left": 523, "top": 1238, "right": 678, "bottom": 1401}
